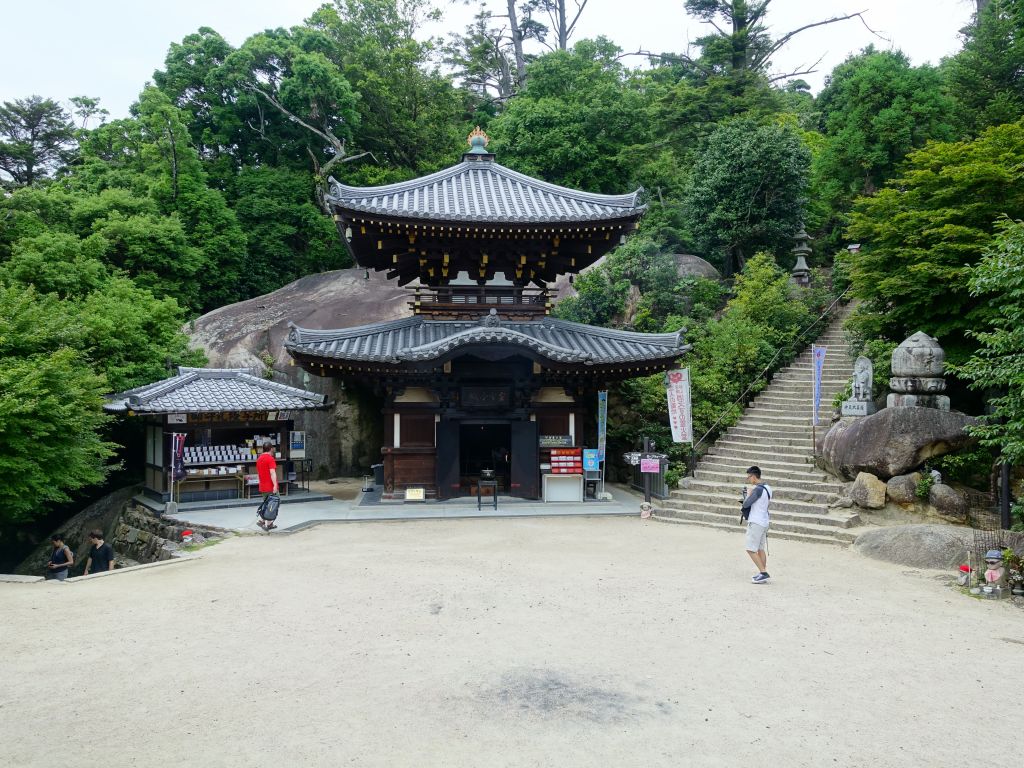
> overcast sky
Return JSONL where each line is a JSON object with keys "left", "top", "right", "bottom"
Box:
{"left": 1, "top": 0, "right": 975, "bottom": 119}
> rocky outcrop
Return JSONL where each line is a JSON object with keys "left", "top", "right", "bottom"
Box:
{"left": 851, "top": 472, "right": 886, "bottom": 509}
{"left": 188, "top": 269, "right": 396, "bottom": 476}
{"left": 16, "top": 485, "right": 140, "bottom": 576}
{"left": 928, "top": 484, "right": 969, "bottom": 522}
{"left": 819, "top": 407, "right": 977, "bottom": 481}
{"left": 673, "top": 254, "right": 722, "bottom": 281}
{"left": 853, "top": 524, "right": 973, "bottom": 570}
{"left": 886, "top": 473, "right": 921, "bottom": 505}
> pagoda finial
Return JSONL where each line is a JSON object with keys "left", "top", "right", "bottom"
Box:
{"left": 466, "top": 126, "right": 490, "bottom": 154}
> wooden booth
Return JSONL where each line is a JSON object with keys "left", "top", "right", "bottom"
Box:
{"left": 105, "top": 367, "right": 327, "bottom": 504}
{"left": 285, "top": 129, "right": 690, "bottom": 501}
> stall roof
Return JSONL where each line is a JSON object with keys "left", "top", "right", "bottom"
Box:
{"left": 104, "top": 367, "right": 327, "bottom": 414}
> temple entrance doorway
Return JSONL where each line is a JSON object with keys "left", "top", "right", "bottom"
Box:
{"left": 459, "top": 422, "right": 511, "bottom": 496}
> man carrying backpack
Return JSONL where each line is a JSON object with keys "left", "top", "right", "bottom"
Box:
{"left": 740, "top": 466, "right": 772, "bottom": 584}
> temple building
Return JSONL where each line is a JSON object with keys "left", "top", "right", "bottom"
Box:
{"left": 285, "top": 129, "right": 688, "bottom": 500}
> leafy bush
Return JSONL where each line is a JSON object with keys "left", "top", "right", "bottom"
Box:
{"left": 916, "top": 473, "right": 935, "bottom": 499}
{"left": 934, "top": 445, "right": 998, "bottom": 489}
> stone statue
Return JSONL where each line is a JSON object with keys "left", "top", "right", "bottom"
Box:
{"left": 841, "top": 356, "right": 877, "bottom": 416}
{"left": 886, "top": 331, "right": 950, "bottom": 410}
{"left": 852, "top": 356, "right": 873, "bottom": 402}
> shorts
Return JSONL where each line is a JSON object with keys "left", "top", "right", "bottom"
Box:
{"left": 745, "top": 522, "right": 768, "bottom": 552}
{"left": 52, "top": 570, "right": 68, "bottom": 581}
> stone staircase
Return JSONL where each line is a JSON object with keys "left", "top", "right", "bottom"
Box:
{"left": 654, "top": 304, "right": 863, "bottom": 546}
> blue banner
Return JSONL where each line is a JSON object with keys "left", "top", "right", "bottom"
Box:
{"left": 812, "top": 345, "right": 827, "bottom": 426}
{"left": 597, "top": 390, "right": 608, "bottom": 461}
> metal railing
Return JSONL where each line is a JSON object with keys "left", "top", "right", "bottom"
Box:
{"left": 687, "top": 288, "right": 853, "bottom": 474}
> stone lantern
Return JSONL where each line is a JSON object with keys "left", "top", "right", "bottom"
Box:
{"left": 886, "top": 331, "right": 950, "bottom": 411}
{"left": 790, "top": 225, "right": 812, "bottom": 287}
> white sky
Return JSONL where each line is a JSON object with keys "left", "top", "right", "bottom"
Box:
{"left": 1, "top": 0, "right": 975, "bottom": 119}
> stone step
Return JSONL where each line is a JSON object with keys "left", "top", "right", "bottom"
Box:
{"left": 738, "top": 410, "right": 817, "bottom": 423}
{"left": 657, "top": 499, "right": 860, "bottom": 531}
{"left": 695, "top": 454, "right": 829, "bottom": 477}
{"left": 677, "top": 482, "right": 839, "bottom": 506}
{"left": 719, "top": 431, "right": 815, "bottom": 447}
{"left": 692, "top": 468, "right": 844, "bottom": 493}
{"left": 731, "top": 419, "right": 815, "bottom": 432}
{"left": 651, "top": 513, "right": 860, "bottom": 546}
{"left": 708, "top": 442, "right": 815, "bottom": 462}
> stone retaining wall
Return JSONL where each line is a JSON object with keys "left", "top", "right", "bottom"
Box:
{"left": 110, "top": 504, "right": 229, "bottom": 565}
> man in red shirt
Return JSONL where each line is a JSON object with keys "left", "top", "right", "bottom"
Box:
{"left": 256, "top": 441, "right": 279, "bottom": 530}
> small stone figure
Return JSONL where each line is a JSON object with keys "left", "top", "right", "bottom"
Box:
{"left": 886, "top": 331, "right": 951, "bottom": 411}
{"left": 984, "top": 549, "right": 1005, "bottom": 592}
{"left": 841, "top": 356, "right": 877, "bottom": 416}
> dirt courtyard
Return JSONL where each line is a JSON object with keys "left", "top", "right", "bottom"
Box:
{"left": 4, "top": 517, "right": 1022, "bottom": 768}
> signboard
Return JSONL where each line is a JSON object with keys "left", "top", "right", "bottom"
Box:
{"left": 404, "top": 487, "right": 426, "bottom": 501}
{"left": 597, "top": 390, "right": 608, "bottom": 460}
{"left": 841, "top": 401, "right": 868, "bottom": 417}
{"left": 167, "top": 413, "right": 187, "bottom": 425}
{"left": 582, "top": 449, "right": 600, "bottom": 472}
{"left": 462, "top": 386, "right": 510, "bottom": 408}
{"left": 290, "top": 430, "right": 306, "bottom": 459}
{"left": 539, "top": 434, "right": 573, "bottom": 448}
{"left": 812, "top": 345, "right": 827, "bottom": 426}
{"left": 665, "top": 369, "right": 693, "bottom": 443}
{"left": 640, "top": 458, "right": 661, "bottom": 473}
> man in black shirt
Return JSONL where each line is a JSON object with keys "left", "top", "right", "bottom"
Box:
{"left": 84, "top": 529, "right": 115, "bottom": 575}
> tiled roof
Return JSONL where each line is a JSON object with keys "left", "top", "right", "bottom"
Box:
{"left": 104, "top": 367, "right": 327, "bottom": 414}
{"left": 285, "top": 314, "right": 688, "bottom": 366}
{"left": 327, "top": 158, "right": 645, "bottom": 224}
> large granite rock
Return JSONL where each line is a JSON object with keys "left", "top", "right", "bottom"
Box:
{"left": 928, "top": 484, "right": 969, "bottom": 522}
{"left": 190, "top": 268, "right": 411, "bottom": 370}
{"left": 819, "top": 406, "right": 977, "bottom": 481}
{"left": 851, "top": 472, "right": 886, "bottom": 509}
{"left": 853, "top": 524, "right": 973, "bottom": 570}
{"left": 673, "top": 254, "right": 722, "bottom": 281}
{"left": 886, "top": 473, "right": 921, "bottom": 505}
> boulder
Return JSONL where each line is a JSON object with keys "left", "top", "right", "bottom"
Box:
{"left": 673, "top": 253, "right": 722, "bottom": 281}
{"left": 886, "top": 473, "right": 921, "bottom": 505}
{"left": 928, "top": 483, "right": 969, "bottom": 522}
{"left": 850, "top": 472, "right": 886, "bottom": 509}
{"left": 854, "top": 524, "right": 972, "bottom": 570}
{"left": 819, "top": 406, "right": 977, "bottom": 481}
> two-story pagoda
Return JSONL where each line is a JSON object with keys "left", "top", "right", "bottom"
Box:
{"left": 285, "top": 129, "right": 689, "bottom": 500}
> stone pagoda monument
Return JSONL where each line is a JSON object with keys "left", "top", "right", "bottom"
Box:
{"left": 886, "top": 331, "right": 950, "bottom": 411}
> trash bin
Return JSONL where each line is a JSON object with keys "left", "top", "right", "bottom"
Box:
{"left": 371, "top": 463, "right": 385, "bottom": 486}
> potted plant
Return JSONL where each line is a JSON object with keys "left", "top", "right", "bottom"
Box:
{"left": 1004, "top": 549, "right": 1024, "bottom": 596}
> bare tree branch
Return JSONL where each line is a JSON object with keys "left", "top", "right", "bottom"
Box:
{"left": 753, "top": 11, "right": 888, "bottom": 70}
{"left": 766, "top": 54, "right": 826, "bottom": 83}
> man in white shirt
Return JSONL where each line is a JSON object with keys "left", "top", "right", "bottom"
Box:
{"left": 739, "top": 466, "right": 772, "bottom": 584}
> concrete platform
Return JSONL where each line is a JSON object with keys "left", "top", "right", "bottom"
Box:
{"left": 165, "top": 483, "right": 647, "bottom": 533}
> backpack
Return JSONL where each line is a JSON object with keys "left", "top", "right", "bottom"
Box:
{"left": 257, "top": 493, "right": 280, "bottom": 522}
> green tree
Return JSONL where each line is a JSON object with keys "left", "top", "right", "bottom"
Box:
{"left": 680, "top": 117, "right": 810, "bottom": 274}
{"left": 947, "top": 0, "right": 1024, "bottom": 135}
{"left": 489, "top": 38, "right": 650, "bottom": 192}
{"left": 0, "top": 96, "right": 77, "bottom": 187}
{"left": 951, "top": 220, "right": 1024, "bottom": 461}
{"left": 0, "top": 286, "right": 116, "bottom": 524}
{"left": 845, "top": 120, "right": 1024, "bottom": 361}
{"left": 812, "top": 48, "right": 956, "bottom": 242}
{"left": 230, "top": 166, "right": 351, "bottom": 292}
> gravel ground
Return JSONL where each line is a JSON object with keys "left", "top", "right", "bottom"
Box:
{"left": 3, "top": 517, "right": 1022, "bottom": 768}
